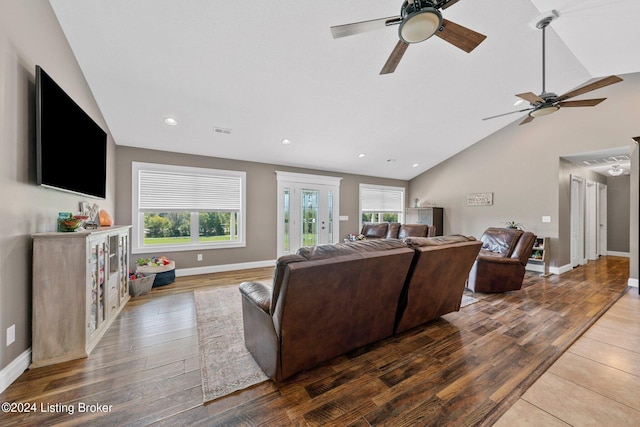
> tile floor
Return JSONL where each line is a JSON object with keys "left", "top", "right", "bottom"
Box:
{"left": 494, "top": 287, "right": 640, "bottom": 426}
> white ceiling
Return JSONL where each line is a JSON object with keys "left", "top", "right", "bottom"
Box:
{"left": 48, "top": 0, "right": 640, "bottom": 180}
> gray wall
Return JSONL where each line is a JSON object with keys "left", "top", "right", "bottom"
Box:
{"left": 631, "top": 144, "right": 639, "bottom": 280}
{"left": 607, "top": 175, "right": 631, "bottom": 253}
{"left": 116, "top": 147, "right": 407, "bottom": 270}
{"left": 0, "top": 0, "right": 117, "bottom": 371}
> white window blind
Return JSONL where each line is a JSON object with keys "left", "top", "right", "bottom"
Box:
{"left": 361, "top": 186, "right": 404, "bottom": 212}
{"left": 138, "top": 168, "right": 243, "bottom": 212}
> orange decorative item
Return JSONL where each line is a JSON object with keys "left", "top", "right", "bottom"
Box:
{"left": 99, "top": 209, "right": 113, "bottom": 226}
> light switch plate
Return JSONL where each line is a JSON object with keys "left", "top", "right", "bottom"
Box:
{"left": 542, "top": 216, "right": 551, "bottom": 223}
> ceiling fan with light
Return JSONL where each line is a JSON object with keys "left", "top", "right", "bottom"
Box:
{"left": 483, "top": 13, "right": 623, "bottom": 125}
{"left": 330, "top": 0, "right": 486, "bottom": 75}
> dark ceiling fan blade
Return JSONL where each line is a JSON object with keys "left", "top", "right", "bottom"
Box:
{"left": 556, "top": 75, "right": 623, "bottom": 101}
{"left": 440, "top": 0, "right": 462, "bottom": 10}
{"left": 558, "top": 98, "right": 606, "bottom": 107}
{"left": 519, "top": 114, "right": 535, "bottom": 125}
{"left": 330, "top": 16, "right": 401, "bottom": 39}
{"left": 380, "top": 40, "right": 409, "bottom": 75}
{"left": 435, "top": 19, "right": 486, "bottom": 53}
{"left": 482, "top": 108, "right": 533, "bottom": 121}
{"left": 516, "top": 92, "right": 544, "bottom": 104}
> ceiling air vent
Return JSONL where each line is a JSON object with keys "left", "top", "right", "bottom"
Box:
{"left": 213, "top": 127, "right": 232, "bottom": 135}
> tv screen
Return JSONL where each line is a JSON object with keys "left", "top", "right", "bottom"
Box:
{"left": 36, "top": 65, "right": 107, "bottom": 199}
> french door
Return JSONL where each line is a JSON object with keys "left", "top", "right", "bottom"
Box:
{"left": 276, "top": 172, "right": 341, "bottom": 256}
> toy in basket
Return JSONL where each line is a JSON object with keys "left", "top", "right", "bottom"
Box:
{"left": 128, "top": 270, "right": 156, "bottom": 297}
{"left": 135, "top": 256, "right": 175, "bottom": 287}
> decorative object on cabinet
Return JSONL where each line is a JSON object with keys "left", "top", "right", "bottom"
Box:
{"left": 99, "top": 209, "right": 113, "bottom": 226}
{"left": 528, "top": 236, "right": 550, "bottom": 277}
{"left": 80, "top": 201, "right": 100, "bottom": 227}
{"left": 31, "top": 225, "right": 131, "bottom": 368}
{"left": 404, "top": 207, "right": 443, "bottom": 236}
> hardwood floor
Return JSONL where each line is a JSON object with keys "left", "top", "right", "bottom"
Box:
{"left": 0, "top": 256, "right": 632, "bottom": 426}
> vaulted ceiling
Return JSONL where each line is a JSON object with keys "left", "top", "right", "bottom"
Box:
{"left": 49, "top": 0, "right": 640, "bottom": 180}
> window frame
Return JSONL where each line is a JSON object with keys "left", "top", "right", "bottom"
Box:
{"left": 359, "top": 183, "right": 405, "bottom": 230}
{"left": 131, "top": 161, "right": 246, "bottom": 254}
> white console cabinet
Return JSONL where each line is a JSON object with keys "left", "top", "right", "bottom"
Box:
{"left": 31, "top": 225, "right": 131, "bottom": 367}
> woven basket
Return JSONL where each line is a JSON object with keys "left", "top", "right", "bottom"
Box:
{"left": 129, "top": 274, "right": 156, "bottom": 297}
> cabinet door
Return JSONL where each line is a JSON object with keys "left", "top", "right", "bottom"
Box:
{"left": 87, "top": 237, "right": 107, "bottom": 336}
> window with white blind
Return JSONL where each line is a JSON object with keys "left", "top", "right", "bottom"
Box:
{"left": 359, "top": 184, "right": 405, "bottom": 226}
{"left": 131, "top": 162, "right": 246, "bottom": 253}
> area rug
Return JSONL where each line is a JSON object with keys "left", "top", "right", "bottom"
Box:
{"left": 194, "top": 285, "right": 268, "bottom": 403}
{"left": 194, "top": 284, "right": 480, "bottom": 403}
{"left": 461, "top": 294, "right": 479, "bottom": 307}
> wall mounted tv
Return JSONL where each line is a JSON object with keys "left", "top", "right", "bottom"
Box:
{"left": 36, "top": 65, "right": 107, "bottom": 199}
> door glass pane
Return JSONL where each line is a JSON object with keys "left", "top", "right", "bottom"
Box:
{"left": 328, "top": 191, "right": 334, "bottom": 243}
{"left": 283, "top": 188, "right": 290, "bottom": 254}
{"left": 301, "top": 189, "right": 319, "bottom": 247}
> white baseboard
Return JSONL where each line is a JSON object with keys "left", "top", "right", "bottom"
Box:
{"left": 629, "top": 278, "right": 639, "bottom": 288}
{"left": 0, "top": 348, "right": 31, "bottom": 394}
{"left": 607, "top": 251, "right": 630, "bottom": 258}
{"left": 526, "top": 262, "right": 571, "bottom": 275}
{"left": 176, "top": 259, "right": 276, "bottom": 277}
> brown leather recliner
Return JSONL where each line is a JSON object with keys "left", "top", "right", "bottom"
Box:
{"left": 467, "top": 227, "right": 537, "bottom": 293}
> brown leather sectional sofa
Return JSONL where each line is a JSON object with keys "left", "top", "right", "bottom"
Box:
{"left": 239, "top": 235, "right": 481, "bottom": 382}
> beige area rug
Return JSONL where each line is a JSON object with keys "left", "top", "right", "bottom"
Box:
{"left": 194, "top": 285, "right": 269, "bottom": 403}
{"left": 194, "top": 284, "right": 480, "bottom": 403}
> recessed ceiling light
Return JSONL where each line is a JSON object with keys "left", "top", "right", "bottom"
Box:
{"left": 412, "top": 163, "right": 419, "bottom": 168}
{"left": 281, "top": 139, "right": 292, "bottom": 145}
{"left": 358, "top": 153, "right": 366, "bottom": 158}
{"left": 164, "top": 117, "right": 178, "bottom": 126}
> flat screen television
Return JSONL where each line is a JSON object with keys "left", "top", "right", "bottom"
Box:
{"left": 36, "top": 65, "right": 107, "bottom": 199}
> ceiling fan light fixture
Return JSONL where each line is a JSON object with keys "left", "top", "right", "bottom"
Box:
{"left": 529, "top": 105, "right": 559, "bottom": 118}
{"left": 608, "top": 165, "right": 623, "bottom": 176}
{"left": 399, "top": 7, "right": 442, "bottom": 44}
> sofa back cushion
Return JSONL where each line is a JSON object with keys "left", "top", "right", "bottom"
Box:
{"left": 480, "top": 227, "right": 523, "bottom": 257}
{"left": 395, "top": 236, "right": 482, "bottom": 333}
{"left": 360, "top": 222, "right": 389, "bottom": 239}
{"left": 296, "top": 238, "right": 407, "bottom": 260}
{"left": 397, "top": 224, "right": 428, "bottom": 239}
{"left": 273, "top": 246, "right": 414, "bottom": 379}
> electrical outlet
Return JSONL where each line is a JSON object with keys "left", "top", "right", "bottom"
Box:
{"left": 197, "top": 253, "right": 203, "bottom": 261}
{"left": 7, "top": 324, "right": 15, "bottom": 346}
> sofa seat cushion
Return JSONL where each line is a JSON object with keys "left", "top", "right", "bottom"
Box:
{"left": 297, "top": 239, "right": 407, "bottom": 260}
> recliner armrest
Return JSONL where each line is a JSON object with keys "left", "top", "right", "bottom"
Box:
{"left": 476, "top": 255, "right": 522, "bottom": 266}
{"left": 239, "top": 281, "right": 271, "bottom": 313}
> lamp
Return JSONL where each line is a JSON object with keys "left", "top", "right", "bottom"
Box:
{"left": 608, "top": 165, "right": 623, "bottom": 176}
{"left": 399, "top": 3, "right": 442, "bottom": 44}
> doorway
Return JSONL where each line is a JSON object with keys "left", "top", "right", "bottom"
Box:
{"left": 598, "top": 182, "right": 608, "bottom": 257}
{"left": 276, "top": 172, "right": 341, "bottom": 256}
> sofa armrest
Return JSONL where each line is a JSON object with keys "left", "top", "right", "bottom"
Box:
{"left": 239, "top": 281, "right": 271, "bottom": 314}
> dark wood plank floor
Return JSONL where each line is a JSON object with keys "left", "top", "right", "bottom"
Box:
{"left": 0, "top": 256, "right": 630, "bottom": 426}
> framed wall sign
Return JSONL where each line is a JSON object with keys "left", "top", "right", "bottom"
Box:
{"left": 467, "top": 192, "right": 493, "bottom": 206}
